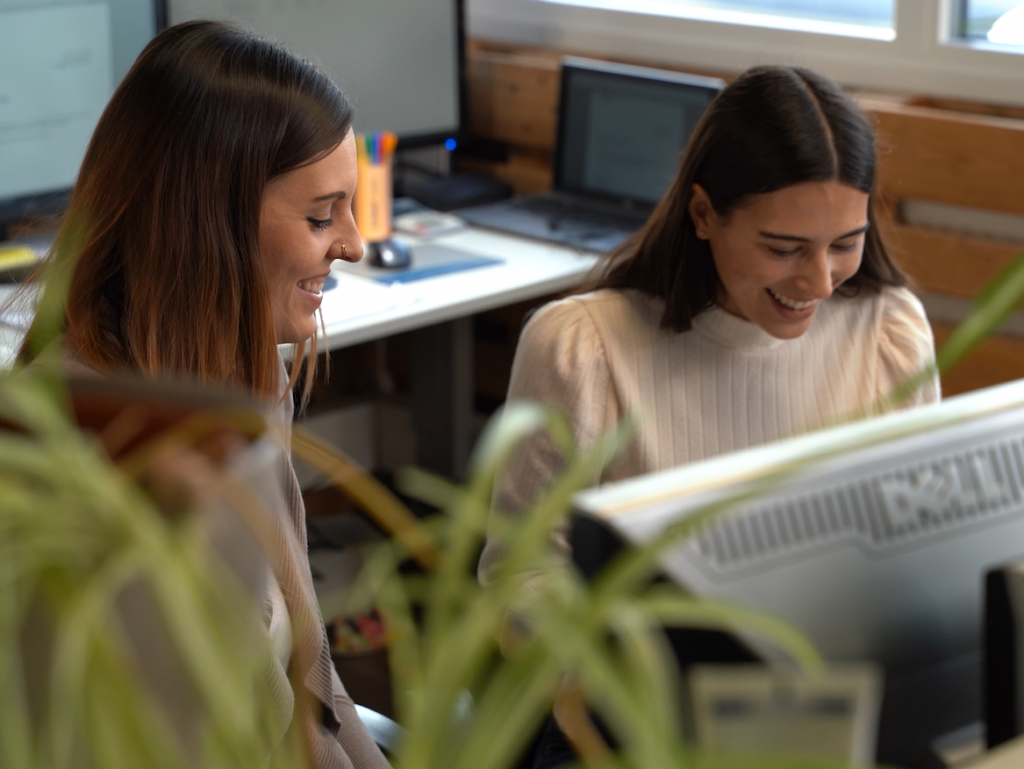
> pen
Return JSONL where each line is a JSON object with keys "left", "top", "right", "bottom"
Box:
{"left": 381, "top": 131, "right": 397, "bottom": 159}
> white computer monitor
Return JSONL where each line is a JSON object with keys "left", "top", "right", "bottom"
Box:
{"left": 572, "top": 378, "right": 1024, "bottom": 768}
{"left": 0, "top": 0, "right": 163, "bottom": 232}
{"left": 168, "top": 0, "right": 464, "bottom": 148}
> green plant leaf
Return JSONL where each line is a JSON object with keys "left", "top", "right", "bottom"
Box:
{"left": 937, "top": 249, "right": 1024, "bottom": 372}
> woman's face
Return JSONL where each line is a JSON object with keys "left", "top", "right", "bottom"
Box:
{"left": 689, "top": 180, "right": 869, "bottom": 340}
{"left": 259, "top": 131, "right": 362, "bottom": 344}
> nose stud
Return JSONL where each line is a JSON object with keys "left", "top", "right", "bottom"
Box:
{"left": 341, "top": 243, "right": 347, "bottom": 258}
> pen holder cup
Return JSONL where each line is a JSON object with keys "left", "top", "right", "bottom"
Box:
{"left": 355, "top": 160, "right": 393, "bottom": 244}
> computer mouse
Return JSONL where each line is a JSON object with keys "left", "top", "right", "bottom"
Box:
{"left": 369, "top": 239, "right": 412, "bottom": 270}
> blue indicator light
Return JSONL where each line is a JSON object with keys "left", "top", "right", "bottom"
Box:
{"left": 445, "top": 138, "right": 457, "bottom": 152}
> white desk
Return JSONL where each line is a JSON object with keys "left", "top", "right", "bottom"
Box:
{"left": 321, "top": 227, "right": 599, "bottom": 477}
{"left": 321, "top": 227, "right": 598, "bottom": 348}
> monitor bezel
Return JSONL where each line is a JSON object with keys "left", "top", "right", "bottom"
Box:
{"left": 570, "top": 377, "right": 1024, "bottom": 766}
{"left": 394, "top": 0, "right": 467, "bottom": 151}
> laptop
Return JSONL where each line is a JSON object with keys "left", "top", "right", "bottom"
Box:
{"left": 458, "top": 57, "right": 724, "bottom": 253}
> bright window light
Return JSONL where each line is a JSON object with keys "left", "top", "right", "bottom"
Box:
{"left": 660, "top": 0, "right": 892, "bottom": 27}
{"left": 538, "top": 0, "right": 894, "bottom": 40}
{"left": 960, "top": 1, "right": 1024, "bottom": 46}
{"left": 474, "top": 0, "right": 1024, "bottom": 106}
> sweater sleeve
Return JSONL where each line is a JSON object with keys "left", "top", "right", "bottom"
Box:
{"left": 275, "top": 356, "right": 393, "bottom": 769}
{"left": 478, "top": 298, "right": 613, "bottom": 585}
{"left": 328, "top": 667, "right": 393, "bottom": 769}
{"left": 876, "top": 287, "right": 941, "bottom": 407}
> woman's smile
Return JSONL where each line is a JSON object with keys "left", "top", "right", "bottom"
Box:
{"left": 691, "top": 179, "right": 869, "bottom": 340}
{"left": 259, "top": 132, "right": 363, "bottom": 344}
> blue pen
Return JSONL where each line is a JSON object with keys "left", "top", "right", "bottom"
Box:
{"left": 367, "top": 133, "right": 377, "bottom": 165}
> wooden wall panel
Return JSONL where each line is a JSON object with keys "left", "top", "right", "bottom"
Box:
{"left": 458, "top": 148, "right": 553, "bottom": 195}
{"left": 907, "top": 96, "right": 1024, "bottom": 122}
{"left": 466, "top": 47, "right": 560, "bottom": 151}
{"left": 865, "top": 98, "right": 1024, "bottom": 217}
{"left": 878, "top": 220, "right": 1021, "bottom": 300}
{"left": 932, "top": 323, "right": 1024, "bottom": 397}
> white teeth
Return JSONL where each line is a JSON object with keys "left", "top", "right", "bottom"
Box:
{"left": 768, "top": 288, "right": 817, "bottom": 310}
{"left": 299, "top": 280, "right": 324, "bottom": 295}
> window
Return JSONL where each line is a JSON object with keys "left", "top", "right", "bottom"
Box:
{"left": 609, "top": 1, "right": 894, "bottom": 36}
{"left": 959, "top": 1, "right": 1024, "bottom": 44}
{"left": 468, "top": 0, "right": 1024, "bottom": 107}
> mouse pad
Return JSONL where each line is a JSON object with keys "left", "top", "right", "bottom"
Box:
{"left": 335, "top": 244, "right": 503, "bottom": 285}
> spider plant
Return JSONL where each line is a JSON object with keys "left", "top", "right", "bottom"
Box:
{"left": 0, "top": 363, "right": 311, "bottom": 769}
{"left": 1, "top": 248, "right": 1022, "bottom": 769}
{"left": 310, "top": 250, "right": 1024, "bottom": 769}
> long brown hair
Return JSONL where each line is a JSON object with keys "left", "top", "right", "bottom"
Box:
{"left": 596, "top": 65, "right": 907, "bottom": 332}
{"left": 18, "top": 20, "right": 353, "bottom": 403}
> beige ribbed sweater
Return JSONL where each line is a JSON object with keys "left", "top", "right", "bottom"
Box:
{"left": 480, "top": 286, "right": 940, "bottom": 581}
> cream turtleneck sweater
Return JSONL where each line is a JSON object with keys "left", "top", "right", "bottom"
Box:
{"left": 480, "top": 286, "right": 940, "bottom": 582}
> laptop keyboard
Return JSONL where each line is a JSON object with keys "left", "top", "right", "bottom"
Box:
{"left": 457, "top": 194, "right": 650, "bottom": 252}
{"left": 514, "top": 197, "right": 647, "bottom": 231}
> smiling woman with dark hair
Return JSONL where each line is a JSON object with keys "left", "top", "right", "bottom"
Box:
{"left": 480, "top": 63, "right": 940, "bottom": 602}
{"left": 18, "top": 20, "right": 388, "bottom": 769}
{"left": 482, "top": 63, "right": 941, "bottom": 769}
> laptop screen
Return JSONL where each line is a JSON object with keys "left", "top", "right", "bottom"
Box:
{"left": 555, "top": 58, "right": 723, "bottom": 209}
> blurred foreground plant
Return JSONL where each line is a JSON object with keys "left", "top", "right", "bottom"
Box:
{"left": 3, "top": 248, "right": 1024, "bottom": 769}
{"left": 344, "top": 403, "right": 826, "bottom": 769}
{"left": 311, "top": 250, "right": 1024, "bottom": 769}
{"left": 0, "top": 363, "right": 311, "bottom": 769}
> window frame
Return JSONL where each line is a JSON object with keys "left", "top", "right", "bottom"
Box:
{"left": 467, "top": 0, "right": 1024, "bottom": 107}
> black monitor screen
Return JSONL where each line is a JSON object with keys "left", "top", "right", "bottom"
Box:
{"left": 556, "top": 59, "right": 722, "bottom": 208}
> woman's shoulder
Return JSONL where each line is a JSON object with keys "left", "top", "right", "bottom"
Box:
{"left": 824, "top": 285, "right": 937, "bottom": 390}
{"left": 873, "top": 285, "right": 936, "bottom": 367}
{"left": 513, "top": 289, "right": 652, "bottom": 377}
{"left": 518, "top": 291, "right": 608, "bottom": 364}
{"left": 812, "top": 286, "right": 934, "bottom": 366}
{"left": 877, "top": 284, "right": 928, "bottom": 322}
{"left": 526, "top": 288, "right": 660, "bottom": 337}
{"left": 824, "top": 285, "right": 928, "bottom": 328}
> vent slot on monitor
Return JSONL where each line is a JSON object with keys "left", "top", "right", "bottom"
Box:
{"left": 691, "top": 440, "right": 1024, "bottom": 575}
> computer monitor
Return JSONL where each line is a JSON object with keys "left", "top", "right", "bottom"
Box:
{"left": 984, "top": 557, "right": 1024, "bottom": 749}
{"left": 571, "top": 378, "right": 1024, "bottom": 768}
{"left": 168, "top": 0, "right": 465, "bottom": 148}
{"left": 0, "top": 0, "right": 165, "bottom": 237}
{"left": 555, "top": 57, "right": 722, "bottom": 210}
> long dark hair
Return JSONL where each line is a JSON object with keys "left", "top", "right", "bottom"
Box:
{"left": 596, "top": 64, "right": 906, "bottom": 332}
{"left": 18, "top": 20, "right": 354, "bottom": 401}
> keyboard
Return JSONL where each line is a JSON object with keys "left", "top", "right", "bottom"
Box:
{"left": 459, "top": 194, "right": 650, "bottom": 253}
{"left": 514, "top": 196, "right": 648, "bottom": 231}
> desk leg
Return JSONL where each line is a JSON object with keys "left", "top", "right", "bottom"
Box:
{"left": 411, "top": 317, "right": 474, "bottom": 480}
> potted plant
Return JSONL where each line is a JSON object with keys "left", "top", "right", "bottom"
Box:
{"left": 3, "top": 250, "right": 1023, "bottom": 769}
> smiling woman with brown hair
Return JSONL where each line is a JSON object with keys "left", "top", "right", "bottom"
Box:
{"left": 20, "top": 21, "right": 361, "bottom": 403}
{"left": 483, "top": 66, "right": 942, "bottom": 768}
{"left": 484, "top": 66, "right": 941, "bottom": 587}
{"left": 18, "top": 20, "right": 388, "bottom": 769}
